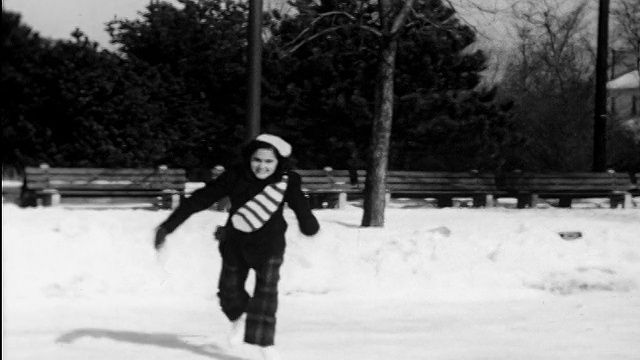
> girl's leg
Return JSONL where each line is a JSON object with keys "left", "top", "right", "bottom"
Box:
{"left": 244, "top": 257, "right": 283, "bottom": 346}
{"left": 217, "top": 261, "right": 251, "bottom": 321}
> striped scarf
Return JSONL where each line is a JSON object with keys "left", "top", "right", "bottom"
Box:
{"left": 231, "top": 175, "right": 289, "bottom": 233}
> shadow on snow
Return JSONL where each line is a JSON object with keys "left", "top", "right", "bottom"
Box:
{"left": 56, "top": 328, "right": 248, "bottom": 360}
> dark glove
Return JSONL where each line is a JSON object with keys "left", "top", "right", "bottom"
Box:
{"left": 213, "top": 225, "right": 228, "bottom": 242}
{"left": 154, "top": 226, "right": 168, "bottom": 251}
{"left": 298, "top": 215, "right": 320, "bottom": 236}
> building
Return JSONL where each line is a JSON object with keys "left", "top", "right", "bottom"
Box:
{"left": 608, "top": 69, "right": 639, "bottom": 142}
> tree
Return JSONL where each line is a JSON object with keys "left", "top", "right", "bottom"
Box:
{"left": 2, "top": 11, "right": 50, "bottom": 168}
{"left": 4, "top": 1, "right": 516, "bottom": 178}
{"left": 497, "top": 1, "right": 598, "bottom": 171}
{"left": 610, "top": 0, "right": 640, "bottom": 69}
{"left": 2, "top": 9, "right": 216, "bottom": 169}
{"left": 107, "top": 0, "right": 252, "bottom": 161}
{"left": 275, "top": 0, "right": 490, "bottom": 226}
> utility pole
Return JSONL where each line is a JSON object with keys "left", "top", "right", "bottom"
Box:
{"left": 593, "top": 0, "right": 609, "bottom": 172}
{"left": 246, "top": 0, "right": 263, "bottom": 141}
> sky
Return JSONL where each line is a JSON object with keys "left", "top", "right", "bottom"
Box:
{"left": 2, "top": 0, "right": 173, "bottom": 49}
{"left": 3, "top": 0, "right": 523, "bottom": 51}
{"left": 3, "top": 193, "right": 640, "bottom": 359}
{"left": 5, "top": 0, "right": 606, "bottom": 85}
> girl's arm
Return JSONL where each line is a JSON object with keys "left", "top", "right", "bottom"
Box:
{"left": 286, "top": 171, "right": 320, "bottom": 236}
{"left": 159, "top": 170, "right": 235, "bottom": 234}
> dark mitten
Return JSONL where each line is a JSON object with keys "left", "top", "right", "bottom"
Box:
{"left": 154, "top": 226, "right": 168, "bottom": 250}
{"left": 298, "top": 215, "right": 320, "bottom": 236}
{"left": 213, "top": 225, "right": 228, "bottom": 242}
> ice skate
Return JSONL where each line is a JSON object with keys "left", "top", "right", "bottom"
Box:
{"left": 227, "top": 314, "right": 245, "bottom": 347}
{"left": 260, "top": 346, "right": 281, "bottom": 360}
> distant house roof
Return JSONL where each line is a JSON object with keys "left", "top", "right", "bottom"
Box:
{"left": 607, "top": 70, "right": 639, "bottom": 95}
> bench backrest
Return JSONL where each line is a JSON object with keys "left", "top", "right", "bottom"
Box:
{"left": 297, "top": 169, "right": 365, "bottom": 193}
{"left": 498, "top": 172, "right": 633, "bottom": 192}
{"left": 24, "top": 167, "right": 186, "bottom": 192}
{"left": 386, "top": 171, "right": 498, "bottom": 193}
{"left": 201, "top": 167, "right": 638, "bottom": 195}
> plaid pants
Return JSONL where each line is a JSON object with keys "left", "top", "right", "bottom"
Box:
{"left": 218, "top": 257, "right": 283, "bottom": 346}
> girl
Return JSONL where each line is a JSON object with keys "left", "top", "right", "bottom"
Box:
{"left": 154, "top": 134, "right": 319, "bottom": 360}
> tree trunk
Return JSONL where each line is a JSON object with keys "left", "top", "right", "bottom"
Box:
{"left": 361, "top": 38, "right": 397, "bottom": 227}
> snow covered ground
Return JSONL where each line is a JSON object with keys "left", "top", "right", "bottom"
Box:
{"left": 3, "top": 200, "right": 640, "bottom": 359}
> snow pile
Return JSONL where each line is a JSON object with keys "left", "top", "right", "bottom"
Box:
{"left": 3, "top": 203, "right": 640, "bottom": 307}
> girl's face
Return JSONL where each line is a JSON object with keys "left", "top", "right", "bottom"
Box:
{"left": 250, "top": 148, "right": 279, "bottom": 180}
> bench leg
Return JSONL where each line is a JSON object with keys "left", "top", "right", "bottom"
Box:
{"left": 336, "top": 193, "right": 348, "bottom": 209}
{"left": 41, "top": 189, "right": 61, "bottom": 207}
{"left": 437, "top": 196, "right": 453, "bottom": 208}
{"left": 610, "top": 193, "right": 630, "bottom": 209}
{"left": 472, "top": 194, "right": 485, "bottom": 207}
{"left": 531, "top": 194, "right": 540, "bottom": 208}
{"left": 324, "top": 195, "right": 336, "bottom": 208}
{"left": 472, "top": 194, "right": 494, "bottom": 208}
{"left": 558, "top": 197, "right": 572, "bottom": 208}
{"left": 160, "top": 191, "right": 181, "bottom": 210}
{"left": 517, "top": 194, "right": 531, "bottom": 209}
{"left": 485, "top": 194, "right": 495, "bottom": 207}
{"left": 623, "top": 193, "right": 633, "bottom": 209}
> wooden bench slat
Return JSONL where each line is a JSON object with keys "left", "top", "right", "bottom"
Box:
{"left": 387, "top": 179, "right": 494, "bottom": 185}
{"left": 40, "top": 190, "right": 178, "bottom": 196}
{"left": 503, "top": 181, "right": 624, "bottom": 186}
{"left": 26, "top": 177, "right": 186, "bottom": 183}
{"left": 297, "top": 169, "right": 365, "bottom": 175}
{"left": 388, "top": 188, "right": 497, "bottom": 193}
{"left": 504, "top": 172, "right": 627, "bottom": 178}
{"left": 26, "top": 181, "right": 184, "bottom": 188}
{"left": 25, "top": 168, "right": 185, "bottom": 175}
{"left": 28, "top": 183, "right": 183, "bottom": 190}
{"left": 302, "top": 179, "right": 354, "bottom": 185}
{"left": 388, "top": 171, "right": 484, "bottom": 176}
{"left": 25, "top": 174, "right": 185, "bottom": 181}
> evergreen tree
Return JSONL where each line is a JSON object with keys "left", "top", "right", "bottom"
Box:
{"left": 2, "top": 10, "right": 216, "bottom": 169}
{"left": 107, "top": 0, "right": 251, "bottom": 160}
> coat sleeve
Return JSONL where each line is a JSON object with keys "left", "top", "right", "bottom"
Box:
{"left": 286, "top": 171, "right": 320, "bottom": 236}
{"left": 159, "top": 170, "right": 234, "bottom": 234}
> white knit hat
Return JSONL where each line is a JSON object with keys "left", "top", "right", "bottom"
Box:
{"left": 256, "top": 134, "right": 292, "bottom": 158}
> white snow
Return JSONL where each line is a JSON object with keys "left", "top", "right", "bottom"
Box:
{"left": 3, "top": 201, "right": 640, "bottom": 359}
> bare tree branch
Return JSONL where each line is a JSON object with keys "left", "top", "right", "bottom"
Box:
{"left": 390, "top": 0, "right": 416, "bottom": 35}
{"left": 286, "top": 24, "right": 382, "bottom": 54}
{"left": 284, "top": 11, "right": 357, "bottom": 48}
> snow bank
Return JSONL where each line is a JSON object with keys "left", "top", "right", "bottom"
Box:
{"left": 3, "top": 204, "right": 640, "bottom": 307}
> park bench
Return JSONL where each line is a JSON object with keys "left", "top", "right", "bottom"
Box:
{"left": 20, "top": 165, "right": 186, "bottom": 209}
{"left": 385, "top": 170, "right": 500, "bottom": 207}
{"left": 297, "top": 168, "right": 364, "bottom": 209}
{"left": 298, "top": 169, "right": 498, "bottom": 208}
{"left": 299, "top": 169, "right": 636, "bottom": 209}
{"left": 631, "top": 173, "right": 640, "bottom": 197}
{"left": 497, "top": 171, "right": 635, "bottom": 208}
{"left": 202, "top": 167, "right": 638, "bottom": 209}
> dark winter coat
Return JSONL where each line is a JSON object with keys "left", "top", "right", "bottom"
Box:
{"left": 159, "top": 166, "right": 319, "bottom": 265}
